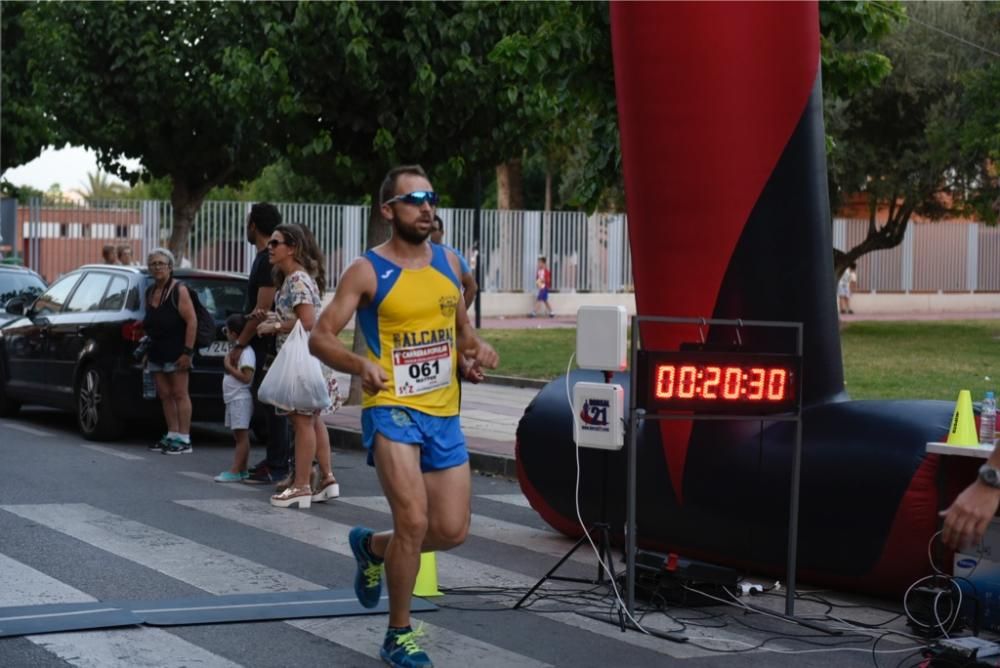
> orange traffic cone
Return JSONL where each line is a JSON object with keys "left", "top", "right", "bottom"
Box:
{"left": 946, "top": 390, "right": 979, "bottom": 447}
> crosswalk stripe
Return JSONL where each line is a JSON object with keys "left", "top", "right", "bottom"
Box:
{"left": 177, "top": 471, "right": 258, "bottom": 491}
{"left": 339, "top": 495, "right": 596, "bottom": 565}
{"left": 288, "top": 615, "right": 553, "bottom": 668}
{"left": 0, "top": 553, "right": 243, "bottom": 667}
{"left": 1, "top": 422, "right": 52, "bottom": 437}
{"left": 0, "top": 553, "right": 95, "bottom": 608}
{"left": 175, "top": 498, "right": 529, "bottom": 590}
{"left": 0, "top": 503, "right": 546, "bottom": 668}
{"left": 176, "top": 498, "right": 763, "bottom": 659}
{"left": 0, "top": 503, "right": 318, "bottom": 595}
{"left": 476, "top": 493, "right": 532, "bottom": 508}
{"left": 80, "top": 444, "right": 145, "bottom": 460}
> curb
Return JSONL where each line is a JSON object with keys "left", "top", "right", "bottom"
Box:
{"left": 482, "top": 375, "right": 548, "bottom": 390}
{"left": 325, "top": 425, "right": 517, "bottom": 480}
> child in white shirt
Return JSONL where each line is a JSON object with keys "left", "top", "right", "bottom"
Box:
{"left": 215, "top": 314, "right": 256, "bottom": 482}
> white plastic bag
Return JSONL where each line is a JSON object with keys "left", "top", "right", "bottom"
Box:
{"left": 258, "top": 320, "right": 332, "bottom": 413}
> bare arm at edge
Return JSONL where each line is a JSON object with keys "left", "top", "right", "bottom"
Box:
{"left": 309, "top": 258, "right": 389, "bottom": 394}
{"left": 227, "top": 285, "right": 276, "bottom": 366}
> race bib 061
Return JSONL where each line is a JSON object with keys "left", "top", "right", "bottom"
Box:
{"left": 392, "top": 341, "right": 452, "bottom": 397}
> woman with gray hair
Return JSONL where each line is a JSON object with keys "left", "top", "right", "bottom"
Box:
{"left": 142, "top": 248, "right": 198, "bottom": 454}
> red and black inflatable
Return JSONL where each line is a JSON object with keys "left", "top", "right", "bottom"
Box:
{"left": 516, "top": 2, "right": 957, "bottom": 596}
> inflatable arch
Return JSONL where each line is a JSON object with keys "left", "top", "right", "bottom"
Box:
{"left": 516, "top": 2, "right": 964, "bottom": 596}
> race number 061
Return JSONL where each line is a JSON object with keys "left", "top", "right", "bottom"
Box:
{"left": 409, "top": 360, "right": 440, "bottom": 379}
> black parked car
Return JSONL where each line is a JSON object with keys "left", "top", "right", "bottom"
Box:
{"left": 0, "top": 264, "right": 46, "bottom": 327}
{"left": 0, "top": 264, "right": 247, "bottom": 440}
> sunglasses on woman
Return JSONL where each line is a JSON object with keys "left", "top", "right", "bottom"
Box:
{"left": 266, "top": 239, "right": 293, "bottom": 249}
{"left": 385, "top": 190, "right": 439, "bottom": 206}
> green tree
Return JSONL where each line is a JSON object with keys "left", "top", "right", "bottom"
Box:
{"left": 819, "top": 1, "right": 900, "bottom": 100}
{"left": 19, "top": 2, "right": 281, "bottom": 257}
{"left": 0, "top": 3, "right": 55, "bottom": 172}
{"left": 227, "top": 2, "right": 616, "bottom": 212}
{"left": 827, "top": 1, "right": 1000, "bottom": 277}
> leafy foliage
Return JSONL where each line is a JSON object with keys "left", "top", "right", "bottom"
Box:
{"left": 17, "top": 2, "right": 282, "bottom": 254}
{"left": 819, "top": 1, "right": 901, "bottom": 99}
{"left": 219, "top": 2, "right": 615, "bottom": 210}
{"left": 827, "top": 1, "right": 1000, "bottom": 276}
{"left": 0, "top": 3, "right": 56, "bottom": 172}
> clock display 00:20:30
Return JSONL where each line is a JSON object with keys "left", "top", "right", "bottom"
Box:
{"left": 653, "top": 364, "right": 788, "bottom": 402}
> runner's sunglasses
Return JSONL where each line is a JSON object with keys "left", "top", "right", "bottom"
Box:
{"left": 384, "top": 190, "right": 439, "bottom": 206}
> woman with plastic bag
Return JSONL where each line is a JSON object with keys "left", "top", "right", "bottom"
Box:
{"left": 255, "top": 223, "right": 341, "bottom": 508}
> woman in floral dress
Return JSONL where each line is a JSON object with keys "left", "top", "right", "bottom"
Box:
{"left": 256, "top": 223, "right": 341, "bottom": 508}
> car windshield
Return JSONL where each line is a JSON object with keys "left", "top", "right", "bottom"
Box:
{"left": 146, "top": 277, "right": 246, "bottom": 320}
{"left": 0, "top": 272, "right": 46, "bottom": 307}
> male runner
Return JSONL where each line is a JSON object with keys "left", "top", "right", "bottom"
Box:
{"left": 310, "top": 165, "right": 499, "bottom": 668}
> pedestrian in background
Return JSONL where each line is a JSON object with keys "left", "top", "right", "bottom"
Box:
{"left": 430, "top": 215, "right": 477, "bottom": 309}
{"left": 255, "top": 223, "right": 340, "bottom": 508}
{"left": 215, "top": 313, "right": 256, "bottom": 482}
{"left": 228, "top": 203, "right": 291, "bottom": 486}
{"left": 102, "top": 244, "right": 120, "bottom": 264}
{"left": 838, "top": 263, "right": 858, "bottom": 315}
{"left": 430, "top": 216, "right": 483, "bottom": 383}
{"left": 143, "top": 248, "right": 196, "bottom": 454}
{"left": 117, "top": 244, "right": 139, "bottom": 266}
{"left": 530, "top": 255, "right": 553, "bottom": 318}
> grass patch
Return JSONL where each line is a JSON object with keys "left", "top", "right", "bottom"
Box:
{"left": 344, "top": 321, "right": 999, "bottom": 401}
{"left": 478, "top": 328, "right": 577, "bottom": 379}
{"left": 839, "top": 320, "right": 998, "bottom": 400}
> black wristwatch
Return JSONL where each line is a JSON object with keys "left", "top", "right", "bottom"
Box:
{"left": 978, "top": 464, "right": 1000, "bottom": 489}
{"left": 181, "top": 346, "right": 194, "bottom": 356}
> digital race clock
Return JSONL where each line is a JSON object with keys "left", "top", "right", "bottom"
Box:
{"left": 637, "top": 350, "right": 800, "bottom": 415}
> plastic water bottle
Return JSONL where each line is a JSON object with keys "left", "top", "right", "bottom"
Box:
{"left": 982, "top": 391, "right": 997, "bottom": 445}
{"left": 142, "top": 370, "right": 156, "bottom": 400}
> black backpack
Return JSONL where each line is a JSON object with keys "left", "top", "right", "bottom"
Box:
{"left": 148, "top": 280, "right": 217, "bottom": 348}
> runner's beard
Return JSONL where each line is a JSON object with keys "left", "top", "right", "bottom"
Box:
{"left": 393, "top": 218, "right": 432, "bottom": 245}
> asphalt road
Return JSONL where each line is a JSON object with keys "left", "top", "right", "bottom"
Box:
{"left": 2, "top": 407, "right": 930, "bottom": 668}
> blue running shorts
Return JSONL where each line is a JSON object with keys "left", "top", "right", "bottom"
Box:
{"left": 361, "top": 406, "right": 468, "bottom": 472}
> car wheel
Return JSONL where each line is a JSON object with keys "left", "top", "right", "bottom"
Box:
{"left": 0, "top": 377, "right": 21, "bottom": 417}
{"left": 77, "top": 364, "right": 123, "bottom": 441}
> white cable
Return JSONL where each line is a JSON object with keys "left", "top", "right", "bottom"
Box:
{"left": 902, "top": 574, "right": 962, "bottom": 636}
{"left": 682, "top": 585, "right": 924, "bottom": 655}
{"left": 563, "top": 354, "right": 650, "bottom": 634}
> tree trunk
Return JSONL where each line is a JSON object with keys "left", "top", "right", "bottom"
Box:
{"left": 832, "top": 195, "right": 916, "bottom": 282}
{"left": 495, "top": 158, "right": 524, "bottom": 210}
{"left": 346, "top": 187, "right": 393, "bottom": 405}
{"left": 167, "top": 179, "right": 209, "bottom": 264}
{"left": 166, "top": 169, "right": 231, "bottom": 264}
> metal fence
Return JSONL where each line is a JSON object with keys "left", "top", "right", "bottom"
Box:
{"left": 833, "top": 218, "right": 1000, "bottom": 292}
{"left": 12, "top": 199, "right": 999, "bottom": 294}
{"left": 15, "top": 199, "right": 635, "bottom": 293}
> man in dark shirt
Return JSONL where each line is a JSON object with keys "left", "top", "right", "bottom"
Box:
{"left": 227, "top": 202, "right": 290, "bottom": 483}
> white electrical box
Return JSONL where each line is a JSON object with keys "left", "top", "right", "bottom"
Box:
{"left": 573, "top": 382, "right": 625, "bottom": 450}
{"left": 576, "top": 305, "right": 628, "bottom": 371}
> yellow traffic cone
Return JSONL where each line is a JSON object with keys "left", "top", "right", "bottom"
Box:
{"left": 946, "top": 390, "right": 980, "bottom": 447}
{"left": 413, "top": 552, "right": 442, "bottom": 597}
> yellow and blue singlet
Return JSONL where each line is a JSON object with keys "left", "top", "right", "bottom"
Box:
{"left": 358, "top": 244, "right": 462, "bottom": 417}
